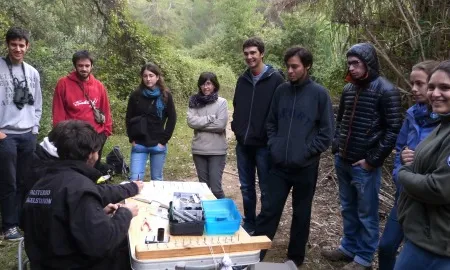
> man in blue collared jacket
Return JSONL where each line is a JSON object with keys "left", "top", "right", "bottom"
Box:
{"left": 254, "top": 46, "right": 334, "bottom": 267}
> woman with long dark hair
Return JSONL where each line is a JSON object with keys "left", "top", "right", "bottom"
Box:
{"left": 187, "top": 72, "right": 228, "bottom": 198}
{"left": 125, "top": 63, "right": 176, "bottom": 180}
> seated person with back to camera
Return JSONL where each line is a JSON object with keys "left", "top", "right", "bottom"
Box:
{"left": 26, "top": 119, "right": 143, "bottom": 206}
{"left": 22, "top": 120, "right": 140, "bottom": 270}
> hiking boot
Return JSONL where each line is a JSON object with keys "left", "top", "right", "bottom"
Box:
{"left": 4, "top": 226, "right": 23, "bottom": 241}
{"left": 342, "top": 261, "right": 372, "bottom": 270}
{"left": 321, "top": 248, "right": 353, "bottom": 262}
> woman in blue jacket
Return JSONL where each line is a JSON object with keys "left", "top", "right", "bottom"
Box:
{"left": 378, "top": 60, "right": 439, "bottom": 270}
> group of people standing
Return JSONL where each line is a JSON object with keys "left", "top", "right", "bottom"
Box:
{"left": 220, "top": 37, "right": 450, "bottom": 270}
{"left": 1, "top": 25, "right": 450, "bottom": 270}
{"left": 321, "top": 50, "right": 450, "bottom": 270}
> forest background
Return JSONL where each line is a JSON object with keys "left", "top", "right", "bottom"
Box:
{"left": 0, "top": 0, "right": 450, "bottom": 268}
{"left": 2, "top": 0, "right": 449, "bottom": 141}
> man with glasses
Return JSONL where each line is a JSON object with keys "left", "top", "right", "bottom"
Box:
{"left": 0, "top": 26, "right": 42, "bottom": 241}
{"left": 321, "top": 43, "right": 402, "bottom": 270}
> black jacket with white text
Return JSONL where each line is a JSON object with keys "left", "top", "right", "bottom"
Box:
{"left": 23, "top": 160, "right": 135, "bottom": 269}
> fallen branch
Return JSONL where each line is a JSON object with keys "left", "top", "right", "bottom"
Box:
{"left": 363, "top": 29, "right": 411, "bottom": 92}
{"left": 223, "top": 169, "right": 239, "bottom": 177}
{"left": 318, "top": 167, "right": 335, "bottom": 185}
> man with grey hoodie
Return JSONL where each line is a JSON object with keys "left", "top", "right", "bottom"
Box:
{"left": 0, "top": 26, "right": 42, "bottom": 241}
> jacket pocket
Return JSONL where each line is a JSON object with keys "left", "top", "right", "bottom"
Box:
{"left": 129, "top": 115, "right": 147, "bottom": 139}
{"left": 288, "top": 136, "right": 308, "bottom": 167}
{"left": 269, "top": 137, "right": 287, "bottom": 165}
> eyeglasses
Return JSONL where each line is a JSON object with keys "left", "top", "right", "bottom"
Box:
{"left": 201, "top": 81, "right": 214, "bottom": 88}
{"left": 347, "top": 60, "right": 362, "bottom": 67}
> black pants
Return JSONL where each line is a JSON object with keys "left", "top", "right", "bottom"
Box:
{"left": 254, "top": 161, "right": 319, "bottom": 265}
{"left": 193, "top": 154, "right": 226, "bottom": 199}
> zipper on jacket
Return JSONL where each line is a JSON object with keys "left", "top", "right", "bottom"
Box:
{"left": 242, "top": 70, "right": 276, "bottom": 144}
{"left": 244, "top": 84, "right": 256, "bottom": 144}
{"left": 343, "top": 88, "right": 361, "bottom": 158}
{"left": 285, "top": 89, "right": 297, "bottom": 163}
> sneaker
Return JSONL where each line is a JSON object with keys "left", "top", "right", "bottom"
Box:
{"left": 342, "top": 261, "right": 372, "bottom": 270}
{"left": 4, "top": 227, "right": 23, "bottom": 241}
{"left": 321, "top": 248, "right": 353, "bottom": 262}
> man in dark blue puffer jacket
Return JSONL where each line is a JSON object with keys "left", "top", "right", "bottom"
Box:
{"left": 321, "top": 43, "right": 402, "bottom": 270}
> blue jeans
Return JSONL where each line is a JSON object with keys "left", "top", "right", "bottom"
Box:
{"left": 378, "top": 198, "right": 404, "bottom": 270}
{"left": 0, "top": 132, "right": 36, "bottom": 231}
{"left": 236, "top": 143, "right": 270, "bottom": 233}
{"left": 335, "top": 155, "right": 381, "bottom": 267}
{"left": 394, "top": 240, "right": 450, "bottom": 270}
{"left": 129, "top": 144, "right": 167, "bottom": 181}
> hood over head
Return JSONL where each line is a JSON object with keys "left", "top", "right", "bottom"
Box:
{"left": 346, "top": 43, "right": 380, "bottom": 84}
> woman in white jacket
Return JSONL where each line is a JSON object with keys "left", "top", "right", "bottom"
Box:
{"left": 187, "top": 72, "right": 228, "bottom": 198}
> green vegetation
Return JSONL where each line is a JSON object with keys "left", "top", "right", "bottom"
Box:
{"left": 1, "top": 0, "right": 448, "bottom": 138}
{"left": 1, "top": 0, "right": 449, "bottom": 267}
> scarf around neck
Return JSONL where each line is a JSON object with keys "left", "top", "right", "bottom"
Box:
{"left": 142, "top": 87, "right": 165, "bottom": 119}
{"left": 188, "top": 91, "right": 218, "bottom": 109}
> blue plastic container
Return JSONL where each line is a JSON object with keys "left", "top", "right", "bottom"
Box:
{"left": 202, "top": 199, "right": 242, "bottom": 235}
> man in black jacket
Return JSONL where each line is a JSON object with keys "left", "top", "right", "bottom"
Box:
{"left": 231, "top": 37, "right": 285, "bottom": 234}
{"left": 22, "top": 120, "right": 140, "bottom": 270}
{"left": 321, "top": 43, "right": 402, "bottom": 270}
{"left": 254, "top": 46, "right": 334, "bottom": 266}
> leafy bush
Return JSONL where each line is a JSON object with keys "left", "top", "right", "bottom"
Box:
{"left": 262, "top": 10, "right": 347, "bottom": 96}
{"left": 93, "top": 12, "right": 236, "bottom": 135}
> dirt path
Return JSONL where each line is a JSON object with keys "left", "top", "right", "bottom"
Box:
{"left": 220, "top": 152, "right": 347, "bottom": 269}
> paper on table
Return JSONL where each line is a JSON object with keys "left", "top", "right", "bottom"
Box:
{"left": 139, "top": 181, "right": 215, "bottom": 203}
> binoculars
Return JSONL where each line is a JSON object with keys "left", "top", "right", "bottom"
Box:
{"left": 13, "top": 85, "right": 34, "bottom": 109}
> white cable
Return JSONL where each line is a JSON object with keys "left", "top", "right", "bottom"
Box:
{"left": 220, "top": 242, "right": 233, "bottom": 270}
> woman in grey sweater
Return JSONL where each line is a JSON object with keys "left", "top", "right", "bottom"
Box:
{"left": 187, "top": 72, "right": 228, "bottom": 198}
{"left": 395, "top": 60, "right": 450, "bottom": 269}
